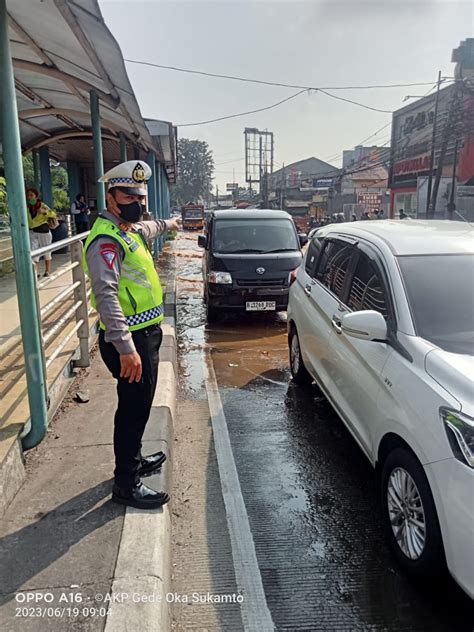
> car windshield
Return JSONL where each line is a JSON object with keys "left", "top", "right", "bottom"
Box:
{"left": 212, "top": 218, "right": 299, "bottom": 254}
{"left": 398, "top": 254, "right": 474, "bottom": 355}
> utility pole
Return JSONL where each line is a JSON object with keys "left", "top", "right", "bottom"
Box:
{"left": 425, "top": 71, "right": 442, "bottom": 218}
{"left": 429, "top": 82, "right": 463, "bottom": 217}
{"left": 280, "top": 163, "right": 286, "bottom": 209}
{"left": 216, "top": 184, "right": 219, "bottom": 209}
{"left": 447, "top": 137, "right": 459, "bottom": 220}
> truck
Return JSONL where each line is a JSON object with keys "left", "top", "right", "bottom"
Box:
{"left": 181, "top": 203, "right": 205, "bottom": 231}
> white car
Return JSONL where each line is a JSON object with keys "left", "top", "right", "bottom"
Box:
{"left": 287, "top": 220, "right": 474, "bottom": 597}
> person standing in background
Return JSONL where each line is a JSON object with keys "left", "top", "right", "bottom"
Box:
{"left": 26, "top": 187, "right": 57, "bottom": 278}
{"left": 71, "top": 193, "right": 90, "bottom": 234}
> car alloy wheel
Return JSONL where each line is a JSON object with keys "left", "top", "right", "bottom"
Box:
{"left": 387, "top": 467, "right": 426, "bottom": 560}
{"left": 290, "top": 334, "right": 300, "bottom": 375}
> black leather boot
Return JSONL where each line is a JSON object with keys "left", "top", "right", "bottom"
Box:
{"left": 139, "top": 451, "right": 167, "bottom": 476}
{"left": 112, "top": 482, "right": 170, "bottom": 509}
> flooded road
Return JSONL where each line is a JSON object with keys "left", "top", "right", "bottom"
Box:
{"left": 172, "top": 232, "right": 474, "bottom": 631}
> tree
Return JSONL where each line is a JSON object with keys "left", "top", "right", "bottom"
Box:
{"left": 171, "top": 139, "right": 214, "bottom": 206}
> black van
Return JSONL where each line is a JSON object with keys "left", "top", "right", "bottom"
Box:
{"left": 198, "top": 209, "right": 306, "bottom": 321}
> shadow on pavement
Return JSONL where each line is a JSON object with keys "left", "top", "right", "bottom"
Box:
{"left": 0, "top": 479, "right": 120, "bottom": 605}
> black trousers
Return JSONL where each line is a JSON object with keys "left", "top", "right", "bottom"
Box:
{"left": 99, "top": 324, "right": 163, "bottom": 488}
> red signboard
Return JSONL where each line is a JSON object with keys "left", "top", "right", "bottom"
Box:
{"left": 394, "top": 155, "right": 430, "bottom": 176}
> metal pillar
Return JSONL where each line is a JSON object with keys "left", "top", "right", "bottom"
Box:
{"left": 90, "top": 90, "right": 105, "bottom": 212}
{"left": 39, "top": 146, "right": 52, "bottom": 207}
{"left": 32, "top": 149, "right": 40, "bottom": 190}
{"left": 164, "top": 174, "right": 170, "bottom": 219}
{"left": 67, "top": 160, "right": 81, "bottom": 205}
{"left": 146, "top": 151, "right": 158, "bottom": 256}
{"left": 119, "top": 132, "right": 127, "bottom": 162}
{"left": 155, "top": 160, "right": 163, "bottom": 252}
{"left": 146, "top": 151, "right": 158, "bottom": 215}
{"left": 156, "top": 160, "right": 162, "bottom": 221}
{"left": 0, "top": 0, "right": 48, "bottom": 448}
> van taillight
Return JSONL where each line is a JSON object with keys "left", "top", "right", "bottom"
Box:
{"left": 289, "top": 269, "right": 298, "bottom": 285}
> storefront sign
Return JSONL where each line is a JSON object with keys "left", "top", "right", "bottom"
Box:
{"left": 301, "top": 177, "right": 334, "bottom": 191}
{"left": 394, "top": 155, "right": 430, "bottom": 176}
{"left": 357, "top": 192, "right": 383, "bottom": 212}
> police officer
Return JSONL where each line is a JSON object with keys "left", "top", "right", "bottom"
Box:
{"left": 83, "top": 160, "right": 179, "bottom": 509}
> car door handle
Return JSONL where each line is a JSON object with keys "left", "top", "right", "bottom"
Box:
{"left": 304, "top": 284, "right": 312, "bottom": 295}
{"left": 331, "top": 316, "right": 342, "bottom": 334}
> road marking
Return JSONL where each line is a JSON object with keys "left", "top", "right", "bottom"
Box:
{"left": 204, "top": 354, "right": 275, "bottom": 632}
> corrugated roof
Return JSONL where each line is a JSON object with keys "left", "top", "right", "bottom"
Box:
{"left": 7, "top": 0, "right": 172, "bottom": 171}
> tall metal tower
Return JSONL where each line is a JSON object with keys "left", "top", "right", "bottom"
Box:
{"left": 244, "top": 128, "right": 274, "bottom": 204}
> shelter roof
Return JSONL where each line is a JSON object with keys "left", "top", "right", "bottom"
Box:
{"left": 7, "top": 0, "right": 172, "bottom": 171}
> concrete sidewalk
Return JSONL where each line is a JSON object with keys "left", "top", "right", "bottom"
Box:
{"left": 0, "top": 253, "right": 177, "bottom": 631}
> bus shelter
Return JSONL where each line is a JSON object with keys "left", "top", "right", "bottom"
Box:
{"left": 0, "top": 0, "right": 177, "bottom": 456}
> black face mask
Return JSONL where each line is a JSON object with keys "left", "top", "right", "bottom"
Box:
{"left": 117, "top": 201, "right": 144, "bottom": 223}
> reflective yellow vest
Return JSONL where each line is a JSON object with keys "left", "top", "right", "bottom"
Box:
{"left": 83, "top": 216, "right": 164, "bottom": 331}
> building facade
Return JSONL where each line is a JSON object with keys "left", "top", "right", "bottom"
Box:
{"left": 267, "top": 157, "right": 340, "bottom": 228}
{"left": 389, "top": 80, "right": 474, "bottom": 219}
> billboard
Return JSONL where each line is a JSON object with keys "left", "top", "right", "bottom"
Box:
{"left": 226, "top": 183, "right": 238, "bottom": 191}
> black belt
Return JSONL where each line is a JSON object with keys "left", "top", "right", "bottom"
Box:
{"left": 133, "top": 323, "right": 162, "bottom": 336}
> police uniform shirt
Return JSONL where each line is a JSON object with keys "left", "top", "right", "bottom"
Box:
{"left": 86, "top": 210, "right": 168, "bottom": 355}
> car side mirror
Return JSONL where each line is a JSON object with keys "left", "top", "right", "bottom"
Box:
{"left": 340, "top": 310, "right": 387, "bottom": 342}
{"left": 198, "top": 235, "right": 207, "bottom": 248}
{"left": 298, "top": 233, "right": 308, "bottom": 247}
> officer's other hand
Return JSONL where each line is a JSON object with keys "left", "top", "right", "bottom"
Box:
{"left": 120, "top": 351, "right": 142, "bottom": 383}
{"left": 166, "top": 218, "right": 180, "bottom": 232}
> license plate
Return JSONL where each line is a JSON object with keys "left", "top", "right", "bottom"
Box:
{"left": 246, "top": 301, "right": 276, "bottom": 311}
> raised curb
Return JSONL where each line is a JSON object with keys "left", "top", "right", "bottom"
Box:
{"left": 104, "top": 277, "right": 177, "bottom": 632}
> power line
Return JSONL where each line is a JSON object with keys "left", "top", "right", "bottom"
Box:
{"left": 176, "top": 85, "right": 392, "bottom": 127}
{"left": 125, "top": 58, "right": 442, "bottom": 92}
{"left": 177, "top": 89, "right": 308, "bottom": 126}
{"left": 316, "top": 88, "right": 391, "bottom": 113}
{"left": 214, "top": 157, "right": 245, "bottom": 166}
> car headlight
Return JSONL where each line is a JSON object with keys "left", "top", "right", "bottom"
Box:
{"left": 207, "top": 271, "right": 232, "bottom": 284}
{"left": 441, "top": 408, "right": 474, "bottom": 468}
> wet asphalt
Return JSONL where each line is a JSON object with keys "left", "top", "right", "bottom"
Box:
{"left": 174, "top": 231, "right": 474, "bottom": 631}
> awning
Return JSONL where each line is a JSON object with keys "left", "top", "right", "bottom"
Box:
{"left": 7, "top": 0, "right": 174, "bottom": 172}
{"left": 145, "top": 119, "right": 178, "bottom": 184}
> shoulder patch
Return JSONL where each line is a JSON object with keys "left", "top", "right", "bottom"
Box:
{"left": 99, "top": 242, "right": 119, "bottom": 269}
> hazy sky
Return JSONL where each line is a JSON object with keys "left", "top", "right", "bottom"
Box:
{"left": 99, "top": 0, "right": 473, "bottom": 191}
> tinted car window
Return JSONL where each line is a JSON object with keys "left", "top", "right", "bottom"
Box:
{"left": 305, "top": 238, "right": 323, "bottom": 276}
{"left": 212, "top": 219, "right": 299, "bottom": 253}
{"left": 316, "top": 240, "right": 352, "bottom": 299}
{"left": 398, "top": 254, "right": 474, "bottom": 355}
{"left": 347, "top": 252, "right": 389, "bottom": 318}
